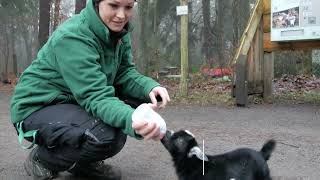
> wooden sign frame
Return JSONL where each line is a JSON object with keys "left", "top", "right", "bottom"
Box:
{"left": 232, "top": 0, "right": 320, "bottom": 106}
{"left": 264, "top": 0, "right": 320, "bottom": 52}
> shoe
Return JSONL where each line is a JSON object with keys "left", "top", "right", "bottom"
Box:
{"left": 24, "top": 147, "right": 58, "bottom": 180}
{"left": 68, "top": 161, "right": 121, "bottom": 180}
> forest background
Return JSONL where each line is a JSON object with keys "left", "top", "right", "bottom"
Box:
{"left": 0, "top": 0, "right": 319, "bottom": 105}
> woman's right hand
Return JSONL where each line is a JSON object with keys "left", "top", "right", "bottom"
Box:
{"left": 131, "top": 103, "right": 166, "bottom": 140}
{"left": 132, "top": 120, "right": 164, "bottom": 140}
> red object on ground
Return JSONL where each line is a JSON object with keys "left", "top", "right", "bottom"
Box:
{"left": 201, "top": 67, "right": 232, "bottom": 77}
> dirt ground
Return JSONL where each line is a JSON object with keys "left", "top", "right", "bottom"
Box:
{"left": 0, "top": 90, "right": 319, "bottom": 180}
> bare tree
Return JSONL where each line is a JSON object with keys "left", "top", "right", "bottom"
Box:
{"left": 53, "top": 0, "right": 61, "bottom": 31}
{"left": 38, "top": 0, "right": 50, "bottom": 49}
{"left": 202, "top": 0, "right": 214, "bottom": 67}
{"left": 0, "top": 3, "right": 12, "bottom": 81}
{"left": 215, "top": 0, "right": 226, "bottom": 67}
{"left": 75, "top": 0, "right": 86, "bottom": 14}
{"left": 10, "top": 21, "right": 17, "bottom": 76}
{"left": 137, "top": 0, "right": 149, "bottom": 74}
{"left": 1, "top": 23, "right": 10, "bottom": 81}
{"left": 232, "top": 0, "right": 250, "bottom": 49}
{"left": 232, "top": 0, "right": 240, "bottom": 50}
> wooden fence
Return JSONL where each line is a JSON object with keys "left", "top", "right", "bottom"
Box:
{"left": 232, "top": 0, "right": 320, "bottom": 106}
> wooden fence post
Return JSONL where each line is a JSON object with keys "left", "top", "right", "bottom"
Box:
{"left": 179, "top": 0, "right": 189, "bottom": 96}
{"left": 236, "top": 55, "right": 248, "bottom": 107}
{"left": 263, "top": 52, "right": 274, "bottom": 99}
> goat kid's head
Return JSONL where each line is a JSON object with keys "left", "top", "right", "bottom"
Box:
{"left": 161, "top": 130, "right": 208, "bottom": 161}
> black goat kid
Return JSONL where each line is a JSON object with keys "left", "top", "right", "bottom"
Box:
{"left": 161, "top": 130, "right": 276, "bottom": 180}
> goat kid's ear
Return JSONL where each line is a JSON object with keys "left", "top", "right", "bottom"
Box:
{"left": 187, "top": 146, "right": 208, "bottom": 161}
{"left": 184, "top": 130, "right": 195, "bottom": 137}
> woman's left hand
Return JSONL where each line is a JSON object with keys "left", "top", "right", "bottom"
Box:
{"left": 149, "top": 86, "right": 170, "bottom": 110}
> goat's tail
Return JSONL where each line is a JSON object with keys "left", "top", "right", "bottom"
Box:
{"left": 260, "top": 139, "right": 276, "bottom": 161}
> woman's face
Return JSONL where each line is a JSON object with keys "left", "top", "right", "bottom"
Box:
{"left": 98, "top": 0, "right": 135, "bottom": 32}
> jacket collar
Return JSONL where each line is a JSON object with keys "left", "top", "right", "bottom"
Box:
{"left": 83, "top": 0, "right": 133, "bottom": 44}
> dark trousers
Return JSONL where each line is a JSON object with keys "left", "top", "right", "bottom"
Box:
{"left": 21, "top": 104, "right": 127, "bottom": 172}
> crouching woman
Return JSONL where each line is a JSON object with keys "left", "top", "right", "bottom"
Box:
{"left": 10, "top": 0, "right": 170, "bottom": 179}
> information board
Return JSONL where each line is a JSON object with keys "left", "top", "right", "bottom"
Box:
{"left": 271, "top": 0, "right": 320, "bottom": 41}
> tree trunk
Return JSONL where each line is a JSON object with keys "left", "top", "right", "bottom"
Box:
{"left": 75, "top": 0, "right": 87, "bottom": 14}
{"left": 215, "top": 0, "right": 225, "bottom": 67}
{"left": 137, "top": 0, "right": 149, "bottom": 74}
{"left": 17, "top": 15, "right": 32, "bottom": 66}
{"left": 3, "top": 23, "right": 10, "bottom": 81}
{"left": 38, "top": 0, "right": 51, "bottom": 49}
{"left": 202, "top": 0, "right": 212, "bottom": 66}
{"left": 53, "top": 0, "right": 61, "bottom": 31}
{"left": 10, "top": 22, "right": 17, "bottom": 76}
{"left": 153, "top": 1, "right": 157, "bottom": 33}
{"left": 232, "top": 0, "right": 240, "bottom": 51}
{"left": 23, "top": 32, "right": 33, "bottom": 66}
{"left": 239, "top": 0, "right": 250, "bottom": 36}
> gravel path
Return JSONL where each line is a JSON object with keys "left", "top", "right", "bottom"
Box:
{"left": 0, "top": 91, "right": 319, "bottom": 180}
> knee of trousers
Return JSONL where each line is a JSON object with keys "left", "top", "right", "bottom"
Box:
{"left": 79, "top": 125, "right": 127, "bottom": 162}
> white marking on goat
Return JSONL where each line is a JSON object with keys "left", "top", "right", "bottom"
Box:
{"left": 188, "top": 146, "right": 209, "bottom": 161}
{"left": 188, "top": 146, "right": 200, "bottom": 157}
{"left": 184, "top": 130, "right": 195, "bottom": 137}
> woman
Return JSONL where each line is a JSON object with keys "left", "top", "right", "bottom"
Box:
{"left": 10, "top": 0, "right": 170, "bottom": 179}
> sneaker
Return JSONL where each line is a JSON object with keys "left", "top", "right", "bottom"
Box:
{"left": 24, "top": 147, "right": 58, "bottom": 180}
{"left": 68, "top": 161, "right": 121, "bottom": 180}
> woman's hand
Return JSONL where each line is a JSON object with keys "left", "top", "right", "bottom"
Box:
{"left": 132, "top": 120, "right": 164, "bottom": 140}
{"left": 131, "top": 103, "right": 166, "bottom": 140}
{"left": 149, "top": 86, "right": 170, "bottom": 110}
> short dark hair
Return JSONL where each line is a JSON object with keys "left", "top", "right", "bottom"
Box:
{"left": 94, "top": 0, "right": 136, "bottom": 4}
{"left": 93, "top": 0, "right": 102, "bottom": 3}
{"left": 93, "top": 0, "right": 137, "bottom": 10}
{"left": 93, "top": 0, "right": 103, "bottom": 5}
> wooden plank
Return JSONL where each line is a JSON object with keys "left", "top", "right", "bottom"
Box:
{"left": 259, "top": 19, "right": 264, "bottom": 84}
{"left": 263, "top": 52, "right": 274, "bottom": 99}
{"left": 263, "top": 32, "right": 320, "bottom": 52}
{"left": 246, "top": 23, "right": 260, "bottom": 93}
{"left": 243, "top": 20, "right": 265, "bottom": 96}
{"left": 231, "top": 0, "right": 263, "bottom": 66}
{"left": 256, "top": 20, "right": 264, "bottom": 91}
{"left": 164, "top": 75, "right": 181, "bottom": 78}
{"left": 263, "top": 14, "right": 270, "bottom": 33}
{"left": 263, "top": 0, "right": 271, "bottom": 15}
{"left": 253, "top": 24, "right": 260, "bottom": 88}
{"left": 247, "top": 44, "right": 254, "bottom": 84}
{"left": 248, "top": 83, "right": 264, "bottom": 95}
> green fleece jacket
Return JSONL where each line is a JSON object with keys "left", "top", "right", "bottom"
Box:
{"left": 10, "top": 0, "right": 159, "bottom": 139}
